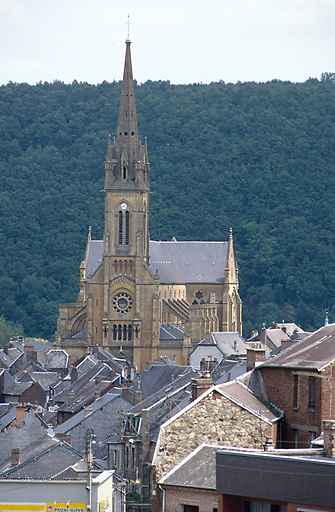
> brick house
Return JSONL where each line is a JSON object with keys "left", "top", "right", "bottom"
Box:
{"left": 159, "top": 444, "right": 219, "bottom": 512}
{"left": 152, "top": 376, "right": 282, "bottom": 511}
{"left": 252, "top": 323, "right": 335, "bottom": 448}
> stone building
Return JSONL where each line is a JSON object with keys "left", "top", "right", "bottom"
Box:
{"left": 151, "top": 376, "right": 282, "bottom": 511}
{"left": 55, "top": 40, "right": 242, "bottom": 371}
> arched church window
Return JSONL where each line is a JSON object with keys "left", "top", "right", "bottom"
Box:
{"left": 114, "top": 260, "right": 118, "bottom": 273}
{"left": 125, "top": 211, "right": 130, "bottom": 245}
{"left": 123, "top": 324, "right": 128, "bottom": 341}
{"left": 129, "top": 260, "right": 133, "bottom": 274}
{"left": 118, "top": 260, "right": 123, "bottom": 273}
{"left": 124, "top": 260, "right": 128, "bottom": 273}
{"left": 119, "top": 212, "right": 123, "bottom": 245}
{"left": 128, "top": 324, "right": 132, "bottom": 341}
{"left": 123, "top": 166, "right": 127, "bottom": 179}
{"left": 113, "top": 324, "right": 117, "bottom": 341}
{"left": 118, "top": 324, "right": 122, "bottom": 341}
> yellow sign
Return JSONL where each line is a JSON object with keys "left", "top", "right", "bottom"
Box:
{"left": 45, "top": 505, "right": 85, "bottom": 512}
{"left": 99, "top": 499, "right": 110, "bottom": 512}
{"left": 0, "top": 506, "right": 44, "bottom": 512}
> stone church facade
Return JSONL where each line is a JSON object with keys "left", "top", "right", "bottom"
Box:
{"left": 55, "top": 40, "right": 242, "bottom": 371}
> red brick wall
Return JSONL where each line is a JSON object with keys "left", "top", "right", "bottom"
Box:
{"left": 164, "top": 486, "right": 218, "bottom": 512}
{"left": 321, "top": 363, "right": 335, "bottom": 422}
{"left": 258, "top": 366, "right": 321, "bottom": 447}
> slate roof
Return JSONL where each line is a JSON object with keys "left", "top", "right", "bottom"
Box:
{"left": 86, "top": 239, "right": 228, "bottom": 284}
{"left": 189, "top": 332, "right": 246, "bottom": 366}
{"left": 0, "top": 434, "right": 99, "bottom": 479}
{"left": 216, "top": 448, "right": 335, "bottom": 509}
{"left": 87, "top": 240, "right": 104, "bottom": 277}
{"left": 54, "top": 390, "right": 130, "bottom": 434}
{"left": 25, "top": 371, "right": 61, "bottom": 391}
{"left": 211, "top": 358, "right": 247, "bottom": 385}
{"left": 266, "top": 329, "right": 291, "bottom": 348}
{"left": 44, "top": 349, "right": 70, "bottom": 369}
{"left": 149, "top": 241, "right": 227, "bottom": 283}
{"left": 160, "top": 324, "right": 185, "bottom": 341}
{"left": 131, "top": 365, "right": 196, "bottom": 400}
{"left": 258, "top": 323, "right": 335, "bottom": 370}
{"left": 159, "top": 443, "right": 220, "bottom": 489}
{"left": 0, "top": 351, "right": 12, "bottom": 368}
{"left": 54, "top": 362, "right": 120, "bottom": 413}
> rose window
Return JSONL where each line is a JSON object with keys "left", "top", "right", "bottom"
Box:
{"left": 112, "top": 292, "right": 133, "bottom": 315}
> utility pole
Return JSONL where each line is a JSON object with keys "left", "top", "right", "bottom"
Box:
{"left": 86, "top": 428, "right": 96, "bottom": 511}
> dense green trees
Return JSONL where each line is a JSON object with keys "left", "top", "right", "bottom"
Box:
{"left": 0, "top": 76, "right": 334, "bottom": 339}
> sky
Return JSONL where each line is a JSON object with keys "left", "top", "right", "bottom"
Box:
{"left": 0, "top": 0, "right": 334, "bottom": 86}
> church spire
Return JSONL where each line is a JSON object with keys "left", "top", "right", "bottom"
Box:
{"left": 116, "top": 39, "right": 139, "bottom": 157}
{"left": 105, "top": 39, "right": 149, "bottom": 191}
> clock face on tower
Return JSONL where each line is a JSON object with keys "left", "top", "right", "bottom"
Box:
{"left": 112, "top": 292, "right": 133, "bottom": 315}
{"left": 120, "top": 202, "right": 127, "bottom": 210}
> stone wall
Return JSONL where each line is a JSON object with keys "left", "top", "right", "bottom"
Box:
{"left": 154, "top": 388, "right": 274, "bottom": 481}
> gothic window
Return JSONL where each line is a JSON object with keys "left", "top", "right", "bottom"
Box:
{"left": 119, "top": 211, "right": 123, "bottom": 245}
{"left": 113, "top": 324, "right": 117, "bottom": 341}
{"left": 123, "top": 166, "right": 127, "bottom": 179}
{"left": 118, "top": 210, "right": 130, "bottom": 246}
{"left": 195, "top": 291, "right": 203, "bottom": 300}
{"left": 123, "top": 324, "right": 127, "bottom": 340}
{"left": 118, "top": 324, "right": 122, "bottom": 341}
{"left": 125, "top": 211, "right": 130, "bottom": 245}
{"left": 128, "top": 324, "right": 132, "bottom": 341}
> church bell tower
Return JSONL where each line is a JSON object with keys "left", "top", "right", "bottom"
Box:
{"left": 99, "top": 40, "right": 159, "bottom": 369}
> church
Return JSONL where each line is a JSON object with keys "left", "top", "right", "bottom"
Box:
{"left": 55, "top": 40, "right": 242, "bottom": 371}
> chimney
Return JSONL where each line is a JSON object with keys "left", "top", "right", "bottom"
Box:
{"left": 134, "top": 381, "right": 143, "bottom": 405}
{"left": 204, "top": 332, "right": 211, "bottom": 343}
{"left": 15, "top": 404, "right": 26, "bottom": 426}
{"left": 84, "top": 406, "right": 93, "bottom": 417}
{"left": 66, "top": 390, "right": 74, "bottom": 409}
{"left": 323, "top": 420, "right": 335, "bottom": 458}
{"left": 11, "top": 448, "right": 20, "bottom": 468}
{"left": 246, "top": 343, "right": 266, "bottom": 372}
{"left": 191, "top": 376, "right": 213, "bottom": 402}
{"left": 95, "top": 375, "right": 102, "bottom": 385}
{"left": 71, "top": 366, "right": 78, "bottom": 384}
{"left": 260, "top": 324, "right": 267, "bottom": 345}
{"left": 56, "top": 433, "right": 72, "bottom": 446}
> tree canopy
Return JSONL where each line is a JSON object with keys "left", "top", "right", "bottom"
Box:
{"left": 0, "top": 76, "right": 334, "bottom": 339}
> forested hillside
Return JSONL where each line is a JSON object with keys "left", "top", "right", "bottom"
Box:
{"left": 0, "top": 75, "right": 335, "bottom": 341}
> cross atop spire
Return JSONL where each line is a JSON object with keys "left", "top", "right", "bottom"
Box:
{"left": 126, "top": 14, "right": 131, "bottom": 41}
